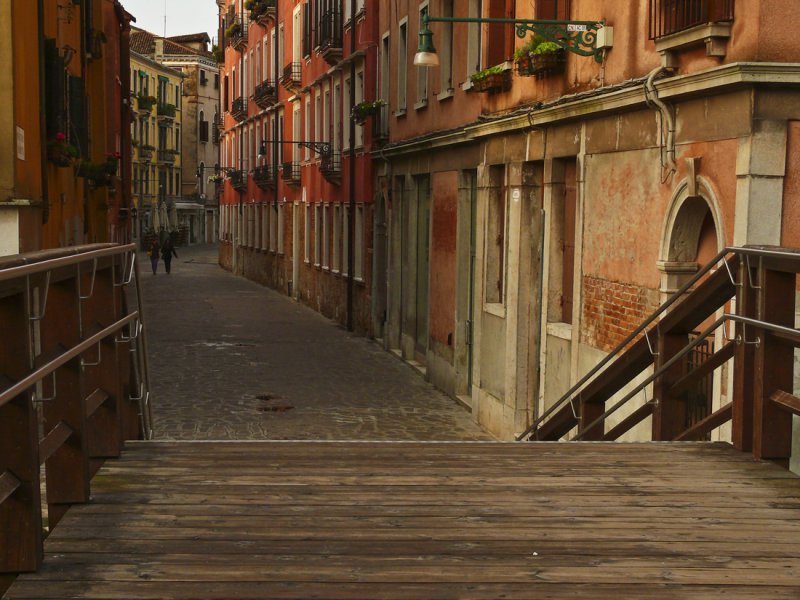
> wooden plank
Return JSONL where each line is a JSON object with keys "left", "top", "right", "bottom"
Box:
{"left": 38, "top": 422, "right": 74, "bottom": 465}
{"left": 84, "top": 388, "right": 110, "bottom": 419}
{"left": 674, "top": 402, "right": 733, "bottom": 442}
{"left": 669, "top": 340, "right": 735, "bottom": 397}
{"left": 771, "top": 390, "right": 800, "bottom": 417}
{"left": 602, "top": 402, "right": 653, "bottom": 441}
{"left": 0, "top": 471, "right": 21, "bottom": 505}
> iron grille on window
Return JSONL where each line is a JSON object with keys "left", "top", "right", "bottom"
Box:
{"left": 199, "top": 120, "right": 209, "bottom": 143}
{"left": 317, "top": 7, "right": 342, "bottom": 52}
{"left": 649, "top": 0, "right": 734, "bottom": 40}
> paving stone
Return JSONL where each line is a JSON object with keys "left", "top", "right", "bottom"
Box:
{"left": 139, "top": 245, "right": 492, "bottom": 441}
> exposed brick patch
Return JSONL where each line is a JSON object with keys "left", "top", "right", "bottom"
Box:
{"left": 582, "top": 277, "right": 660, "bottom": 353}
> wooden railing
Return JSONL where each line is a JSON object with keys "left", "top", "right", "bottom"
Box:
{"left": 520, "top": 246, "right": 800, "bottom": 467}
{"left": 0, "top": 244, "right": 151, "bottom": 576}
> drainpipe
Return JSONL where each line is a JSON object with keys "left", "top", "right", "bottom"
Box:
{"left": 38, "top": 0, "right": 49, "bottom": 226}
{"left": 644, "top": 66, "right": 677, "bottom": 178}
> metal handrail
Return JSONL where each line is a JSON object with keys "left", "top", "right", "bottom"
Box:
{"left": 0, "top": 243, "right": 135, "bottom": 282}
{"left": 517, "top": 245, "right": 800, "bottom": 441}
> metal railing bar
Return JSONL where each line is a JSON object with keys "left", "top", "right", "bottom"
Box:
{"left": 78, "top": 259, "right": 99, "bottom": 300}
{"left": 0, "top": 312, "right": 139, "bottom": 409}
{"left": 26, "top": 272, "right": 51, "bottom": 322}
{"left": 517, "top": 245, "right": 800, "bottom": 441}
{"left": 0, "top": 244, "right": 136, "bottom": 283}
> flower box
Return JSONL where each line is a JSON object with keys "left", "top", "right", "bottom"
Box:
{"left": 471, "top": 70, "right": 511, "bottom": 93}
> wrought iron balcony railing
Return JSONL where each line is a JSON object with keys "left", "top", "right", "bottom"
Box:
{"left": 649, "top": 0, "right": 734, "bottom": 39}
{"left": 281, "top": 161, "right": 301, "bottom": 185}
{"left": 280, "top": 62, "right": 302, "bottom": 91}
{"left": 317, "top": 9, "right": 343, "bottom": 65}
{"left": 231, "top": 97, "right": 248, "bottom": 122}
{"left": 253, "top": 164, "right": 277, "bottom": 190}
{"left": 229, "top": 169, "right": 247, "bottom": 191}
{"left": 320, "top": 152, "right": 341, "bottom": 185}
{"left": 253, "top": 80, "right": 277, "bottom": 109}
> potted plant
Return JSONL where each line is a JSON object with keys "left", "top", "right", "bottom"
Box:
{"left": 470, "top": 65, "right": 511, "bottom": 93}
{"left": 532, "top": 41, "right": 566, "bottom": 75}
{"left": 225, "top": 21, "right": 241, "bottom": 40}
{"left": 47, "top": 133, "right": 79, "bottom": 167}
{"left": 105, "top": 152, "right": 121, "bottom": 176}
{"left": 351, "top": 99, "right": 385, "bottom": 125}
{"left": 137, "top": 94, "right": 157, "bottom": 112}
{"left": 76, "top": 161, "right": 111, "bottom": 186}
{"left": 514, "top": 35, "right": 544, "bottom": 77}
{"left": 208, "top": 174, "right": 224, "bottom": 184}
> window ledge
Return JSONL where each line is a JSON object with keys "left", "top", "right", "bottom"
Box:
{"left": 436, "top": 88, "right": 454, "bottom": 102}
{"left": 483, "top": 302, "right": 506, "bottom": 319}
{"left": 460, "top": 80, "right": 474, "bottom": 92}
{"left": 414, "top": 98, "right": 428, "bottom": 111}
{"left": 654, "top": 22, "right": 732, "bottom": 62}
{"left": 394, "top": 109, "right": 407, "bottom": 118}
{"left": 546, "top": 321, "right": 573, "bottom": 341}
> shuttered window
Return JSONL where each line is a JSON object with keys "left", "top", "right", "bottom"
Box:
{"left": 68, "top": 75, "right": 88, "bottom": 157}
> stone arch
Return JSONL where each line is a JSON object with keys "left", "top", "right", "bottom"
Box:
{"left": 658, "top": 177, "right": 725, "bottom": 296}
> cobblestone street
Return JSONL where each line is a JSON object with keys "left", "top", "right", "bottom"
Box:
{"left": 139, "top": 244, "right": 491, "bottom": 441}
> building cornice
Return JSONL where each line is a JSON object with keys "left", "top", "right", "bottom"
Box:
{"left": 381, "top": 62, "right": 800, "bottom": 158}
{"left": 465, "top": 62, "right": 800, "bottom": 140}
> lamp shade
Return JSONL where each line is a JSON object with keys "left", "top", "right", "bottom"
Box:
{"left": 413, "top": 50, "right": 440, "bottom": 68}
{"left": 414, "top": 19, "right": 439, "bottom": 68}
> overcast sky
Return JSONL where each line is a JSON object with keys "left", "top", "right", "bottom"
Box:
{"left": 123, "top": 0, "right": 219, "bottom": 43}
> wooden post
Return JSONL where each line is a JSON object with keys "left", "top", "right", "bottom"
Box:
{"left": 732, "top": 258, "right": 756, "bottom": 452}
{"left": 579, "top": 400, "right": 605, "bottom": 441}
{"left": 652, "top": 331, "right": 689, "bottom": 441}
{"left": 41, "top": 277, "right": 90, "bottom": 529}
{"left": 752, "top": 266, "right": 796, "bottom": 464}
{"left": 0, "top": 291, "right": 43, "bottom": 573}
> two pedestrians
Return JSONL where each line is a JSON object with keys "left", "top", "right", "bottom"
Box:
{"left": 148, "top": 236, "right": 178, "bottom": 275}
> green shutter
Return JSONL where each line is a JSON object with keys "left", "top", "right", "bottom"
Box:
{"left": 44, "top": 39, "right": 66, "bottom": 139}
{"left": 68, "top": 75, "right": 88, "bottom": 157}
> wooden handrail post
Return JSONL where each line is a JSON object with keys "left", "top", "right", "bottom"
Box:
{"left": 652, "top": 331, "right": 689, "bottom": 440}
{"left": 732, "top": 257, "right": 756, "bottom": 452}
{"left": 0, "top": 291, "right": 42, "bottom": 573}
{"left": 752, "top": 266, "right": 795, "bottom": 464}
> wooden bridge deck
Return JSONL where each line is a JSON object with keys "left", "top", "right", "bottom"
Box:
{"left": 5, "top": 441, "right": 800, "bottom": 599}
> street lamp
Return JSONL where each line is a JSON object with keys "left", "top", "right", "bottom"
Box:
{"left": 413, "top": 13, "right": 609, "bottom": 66}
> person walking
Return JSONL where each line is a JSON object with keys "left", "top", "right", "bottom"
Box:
{"left": 148, "top": 238, "right": 160, "bottom": 275}
{"left": 161, "top": 236, "right": 178, "bottom": 274}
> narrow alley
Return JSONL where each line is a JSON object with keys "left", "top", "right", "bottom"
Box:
{"left": 142, "top": 244, "right": 491, "bottom": 441}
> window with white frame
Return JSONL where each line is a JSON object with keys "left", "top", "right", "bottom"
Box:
{"left": 293, "top": 103, "right": 301, "bottom": 164}
{"left": 342, "top": 77, "right": 350, "bottom": 151}
{"left": 355, "top": 204, "right": 364, "bottom": 280}
{"left": 343, "top": 204, "right": 350, "bottom": 277}
{"left": 314, "top": 203, "right": 322, "bottom": 266}
{"left": 278, "top": 23, "right": 285, "bottom": 72}
{"left": 355, "top": 68, "right": 364, "bottom": 146}
{"left": 333, "top": 203, "right": 342, "bottom": 272}
{"left": 304, "top": 96, "right": 311, "bottom": 161}
{"left": 323, "top": 84, "right": 331, "bottom": 144}
{"left": 304, "top": 202, "right": 311, "bottom": 262}
{"left": 485, "top": 165, "right": 507, "bottom": 304}
{"left": 322, "top": 203, "right": 330, "bottom": 269}
{"left": 269, "top": 203, "right": 277, "bottom": 252}
{"left": 315, "top": 87, "right": 322, "bottom": 152}
{"left": 261, "top": 203, "right": 268, "bottom": 250}
{"left": 292, "top": 6, "right": 302, "bottom": 63}
{"left": 397, "top": 19, "right": 408, "bottom": 112}
{"left": 333, "top": 81, "right": 342, "bottom": 153}
{"left": 440, "top": 0, "right": 454, "bottom": 92}
{"left": 277, "top": 202, "right": 285, "bottom": 254}
{"left": 278, "top": 109, "right": 284, "bottom": 164}
{"left": 467, "top": 0, "right": 483, "bottom": 76}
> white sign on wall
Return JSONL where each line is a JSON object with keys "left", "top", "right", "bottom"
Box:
{"left": 16, "top": 126, "right": 24, "bottom": 161}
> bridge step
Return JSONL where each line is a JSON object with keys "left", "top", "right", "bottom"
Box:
{"left": 5, "top": 441, "right": 800, "bottom": 598}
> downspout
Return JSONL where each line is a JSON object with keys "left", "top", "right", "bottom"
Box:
{"left": 644, "top": 66, "right": 677, "bottom": 179}
{"left": 38, "top": 0, "right": 49, "bottom": 226}
{"left": 346, "top": 0, "right": 356, "bottom": 331}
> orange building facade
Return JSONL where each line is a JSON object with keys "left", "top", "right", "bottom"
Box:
{"left": 217, "top": 0, "right": 379, "bottom": 334}
{"left": 0, "top": 0, "right": 134, "bottom": 256}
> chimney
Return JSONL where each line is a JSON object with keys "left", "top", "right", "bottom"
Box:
{"left": 155, "top": 38, "right": 164, "bottom": 61}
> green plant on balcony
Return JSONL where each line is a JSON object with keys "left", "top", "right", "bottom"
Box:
{"left": 76, "top": 160, "right": 112, "bottom": 186}
{"left": 514, "top": 35, "right": 544, "bottom": 76}
{"left": 351, "top": 99, "right": 385, "bottom": 125}
{"left": 105, "top": 152, "right": 121, "bottom": 175}
{"left": 157, "top": 103, "right": 177, "bottom": 118}
{"left": 137, "top": 94, "right": 157, "bottom": 112}
{"left": 212, "top": 44, "right": 224, "bottom": 63}
{"left": 46, "top": 133, "right": 79, "bottom": 167}
{"left": 531, "top": 41, "right": 566, "bottom": 75}
{"left": 247, "top": 0, "right": 275, "bottom": 20}
{"left": 131, "top": 139, "right": 139, "bottom": 147}
{"left": 470, "top": 65, "right": 511, "bottom": 93}
{"left": 225, "top": 21, "right": 241, "bottom": 40}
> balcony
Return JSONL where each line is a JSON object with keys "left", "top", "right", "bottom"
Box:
{"left": 157, "top": 150, "right": 177, "bottom": 165}
{"left": 281, "top": 161, "right": 301, "bottom": 186}
{"left": 372, "top": 104, "right": 389, "bottom": 145}
{"left": 137, "top": 145, "right": 155, "bottom": 161}
{"left": 229, "top": 169, "right": 247, "bottom": 192}
{"left": 320, "top": 152, "right": 341, "bottom": 185}
{"left": 212, "top": 121, "right": 221, "bottom": 145}
{"left": 231, "top": 97, "right": 248, "bottom": 122}
{"left": 253, "top": 80, "right": 277, "bottom": 109}
{"left": 225, "top": 10, "right": 248, "bottom": 51}
{"left": 280, "top": 62, "right": 301, "bottom": 92}
{"left": 157, "top": 103, "right": 177, "bottom": 121}
{"left": 649, "top": 0, "right": 734, "bottom": 58}
{"left": 253, "top": 165, "right": 277, "bottom": 190}
{"left": 137, "top": 94, "right": 157, "bottom": 114}
{"left": 249, "top": 0, "right": 276, "bottom": 26}
{"left": 317, "top": 9, "right": 343, "bottom": 65}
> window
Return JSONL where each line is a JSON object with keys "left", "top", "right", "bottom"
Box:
{"left": 485, "top": 165, "right": 506, "bottom": 305}
{"left": 304, "top": 202, "right": 311, "bottom": 262}
{"left": 261, "top": 203, "right": 268, "bottom": 250}
{"left": 334, "top": 81, "right": 342, "bottom": 152}
{"left": 322, "top": 203, "right": 330, "bottom": 269}
{"left": 214, "top": 73, "right": 220, "bottom": 89}
{"left": 397, "top": 20, "right": 408, "bottom": 112}
{"left": 648, "top": 0, "right": 734, "bottom": 39}
{"left": 293, "top": 5, "right": 302, "bottom": 63}
{"left": 200, "top": 69, "right": 207, "bottom": 86}
{"left": 487, "top": 0, "right": 515, "bottom": 66}
{"left": 467, "top": 0, "right": 483, "bottom": 75}
{"left": 550, "top": 158, "right": 577, "bottom": 324}
{"left": 416, "top": 4, "right": 429, "bottom": 104}
{"left": 314, "top": 203, "right": 322, "bottom": 266}
{"left": 343, "top": 204, "right": 350, "bottom": 277}
{"left": 199, "top": 111, "right": 209, "bottom": 142}
{"left": 355, "top": 204, "right": 364, "bottom": 280}
{"left": 439, "top": 0, "right": 454, "bottom": 93}
{"left": 333, "top": 203, "right": 342, "bottom": 272}
{"left": 304, "top": 96, "right": 311, "bottom": 161}
{"left": 199, "top": 162, "right": 205, "bottom": 195}
{"left": 315, "top": 87, "right": 322, "bottom": 152}
{"left": 270, "top": 203, "right": 278, "bottom": 251}
{"left": 293, "top": 104, "right": 301, "bottom": 164}
{"left": 379, "top": 33, "right": 390, "bottom": 137}
{"left": 277, "top": 202, "right": 285, "bottom": 253}
{"left": 537, "top": 0, "right": 571, "bottom": 19}
{"left": 355, "top": 69, "right": 364, "bottom": 146}
{"left": 341, "top": 78, "right": 349, "bottom": 150}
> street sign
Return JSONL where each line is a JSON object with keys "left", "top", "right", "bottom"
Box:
{"left": 567, "top": 24, "right": 588, "bottom": 32}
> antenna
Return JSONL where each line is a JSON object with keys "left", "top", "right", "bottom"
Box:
{"left": 163, "top": 0, "right": 167, "bottom": 37}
